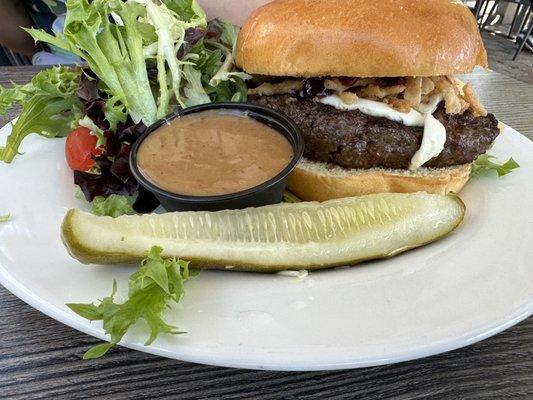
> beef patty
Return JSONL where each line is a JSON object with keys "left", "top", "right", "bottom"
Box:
{"left": 251, "top": 94, "right": 500, "bottom": 169}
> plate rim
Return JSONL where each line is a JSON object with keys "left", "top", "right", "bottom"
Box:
{"left": 0, "top": 263, "right": 531, "bottom": 371}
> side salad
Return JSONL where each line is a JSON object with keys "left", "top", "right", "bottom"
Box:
{"left": 1, "top": 0, "right": 250, "bottom": 212}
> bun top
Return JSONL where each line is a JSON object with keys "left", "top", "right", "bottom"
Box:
{"left": 236, "top": 0, "right": 488, "bottom": 77}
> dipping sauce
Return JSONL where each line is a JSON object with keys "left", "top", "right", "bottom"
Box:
{"left": 137, "top": 110, "right": 294, "bottom": 196}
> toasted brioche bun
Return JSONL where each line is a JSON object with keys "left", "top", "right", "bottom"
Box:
{"left": 236, "top": 0, "right": 488, "bottom": 77}
{"left": 288, "top": 158, "right": 471, "bottom": 202}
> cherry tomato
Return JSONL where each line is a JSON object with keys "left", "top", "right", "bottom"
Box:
{"left": 65, "top": 127, "right": 103, "bottom": 171}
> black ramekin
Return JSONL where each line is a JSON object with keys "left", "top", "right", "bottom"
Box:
{"left": 130, "top": 102, "right": 304, "bottom": 212}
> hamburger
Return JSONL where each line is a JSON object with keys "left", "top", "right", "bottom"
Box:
{"left": 235, "top": 0, "right": 500, "bottom": 201}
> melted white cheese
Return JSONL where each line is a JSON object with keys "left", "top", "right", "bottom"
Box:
{"left": 319, "top": 96, "right": 426, "bottom": 126}
{"left": 409, "top": 113, "right": 447, "bottom": 170}
{"left": 318, "top": 94, "right": 446, "bottom": 169}
{"left": 409, "top": 94, "right": 446, "bottom": 170}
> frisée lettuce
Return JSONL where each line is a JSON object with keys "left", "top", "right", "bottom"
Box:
{"left": 471, "top": 154, "right": 520, "bottom": 177}
{"left": 0, "top": 67, "right": 83, "bottom": 163}
{"left": 91, "top": 195, "right": 136, "bottom": 218}
{"left": 25, "top": 0, "right": 248, "bottom": 126}
{"left": 67, "top": 246, "right": 198, "bottom": 359}
{"left": 0, "top": 0, "right": 248, "bottom": 165}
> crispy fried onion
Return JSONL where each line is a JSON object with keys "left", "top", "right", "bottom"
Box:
{"left": 383, "top": 97, "right": 411, "bottom": 113}
{"left": 462, "top": 83, "right": 487, "bottom": 116}
{"left": 247, "top": 80, "right": 302, "bottom": 96}
{"left": 404, "top": 77, "right": 422, "bottom": 108}
{"left": 248, "top": 75, "right": 486, "bottom": 116}
{"left": 421, "top": 77, "right": 435, "bottom": 95}
{"left": 324, "top": 78, "right": 349, "bottom": 92}
{"left": 338, "top": 91, "right": 358, "bottom": 105}
{"left": 357, "top": 84, "right": 406, "bottom": 99}
{"left": 431, "top": 76, "right": 469, "bottom": 114}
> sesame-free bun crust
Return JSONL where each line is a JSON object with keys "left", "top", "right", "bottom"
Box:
{"left": 236, "top": 0, "right": 488, "bottom": 77}
{"left": 288, "top": 158, "right": 471, "bottom": 202}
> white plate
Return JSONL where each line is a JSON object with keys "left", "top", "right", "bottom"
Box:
{"left": 0, "top": 121, "right": 532, "bottom": 371}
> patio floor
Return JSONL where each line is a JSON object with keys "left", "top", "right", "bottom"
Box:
{"left": 482, "top": 30, "right": 533, "bottom": 84}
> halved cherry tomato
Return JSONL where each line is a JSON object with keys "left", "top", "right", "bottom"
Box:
{"left": 65, "top": 127, "right": 103, "bottom": 171}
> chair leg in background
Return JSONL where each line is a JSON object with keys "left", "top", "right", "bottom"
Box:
{"left": 515, "top": 6, "right": 532, "bottom": 43}
{"left": 513, "top": 14, "right": 533, "bottom": 60}
{"left": 508, "top": 4, "right": 523, "bottom": 38}
{"left": 481, "top": 0, "right": 499, "bottom": 30}
{"left": 478, "top": 0, "right": 490, "bottom": 24}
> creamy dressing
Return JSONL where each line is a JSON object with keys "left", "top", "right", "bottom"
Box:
{"left": 137, "top": 110, "right": 293, "bottom": 196}
{"left": 318, "top": 94, "right": 446, "bottom": 169}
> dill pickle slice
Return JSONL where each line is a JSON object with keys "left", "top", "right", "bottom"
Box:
{"left": 61, "top": 193, "right": 465, "bottom": 272}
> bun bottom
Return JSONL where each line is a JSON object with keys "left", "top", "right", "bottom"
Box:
{"left": 288, "top": 158, "right": 471, "bottom": 202}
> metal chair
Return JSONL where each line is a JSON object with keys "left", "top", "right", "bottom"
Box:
{"left": 507, "top": 0, "right": 530, "bottom": 36}
{"left": 513, "top": 2, "right": 533, "bottom": 59}
{"left": 478, "top": 0, "right": 531, "bottom": 37}
{"left": 475, "top": 0, "right": 492, "bottom": 24}
{"left": 0, "top": 45, "right": 32, "bottom": 66}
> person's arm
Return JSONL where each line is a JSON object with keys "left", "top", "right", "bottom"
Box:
{"left": 0, "top": 0, "right": 38, "bottom": 56}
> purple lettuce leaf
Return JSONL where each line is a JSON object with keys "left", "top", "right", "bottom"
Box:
{"left": 133, "top": 186, "right": 160, "bottom": 214}
{"left": 177, "top": 27, "right": 207, "bottom": 60}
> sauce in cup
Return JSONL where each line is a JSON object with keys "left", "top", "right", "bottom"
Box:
{"left": 136, "top": 110, "right": 294, "bottom": 196}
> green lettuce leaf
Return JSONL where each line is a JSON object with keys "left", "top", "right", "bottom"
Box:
{"left": 102, "top": 94, "right": 128, "bottom": 132}
{"left": 471, "top": 154, "right": 520, "bottom": 177}
{"left": 0, "top": 67, "right": 83, "bottom": 163}
{"left": 91, "top": 195, "right": 136, "bottom": 218}
{"left": 0, "top": 214, "right": 10, "bottom": 223}
{"left": 0, "top": 82, "right": 32, "bottom": 115}
{"left": 208, "top": 56, "right": 251, "bottom": 89}
{"left": 67, "top": 246, "right": 199, "bottom": 359}
{"left": 203, "top": 20, "right": 251, "bottom": 90}
{"left": 23, "top": 0, "right": 248, "bottom": 127}
{"left": 27, "top": 0, "right": 159, "bottom": 125}
{"left": 142, "top": 0, "right": 209, "bottom": 112}
{"left": 188, "top": 20, "right": 249, "bottom": 102}
{"left": 282, "top": 191, "right": 301, "bottom": 203}
{"left": 164, "top": 0, "right": 204, "bottom": 22}
{"left": 75, "top": 188, "right": 135, "bottom": 218}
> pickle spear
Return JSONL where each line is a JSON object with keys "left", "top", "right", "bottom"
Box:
{"left": 61, "top": 192, "right": 465, "bottom": 272}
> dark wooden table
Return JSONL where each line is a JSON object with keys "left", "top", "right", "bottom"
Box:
{"left": 1, "top": 66, "right": 532, "bottom": 399}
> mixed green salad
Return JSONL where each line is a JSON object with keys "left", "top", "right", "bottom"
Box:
{"left": 0, "top": 0, "right": 520, "bottom": 359}
{"left": 1, "top": 0, "right": 250, "bottom": 212}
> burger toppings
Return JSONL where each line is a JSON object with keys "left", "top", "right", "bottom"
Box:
{"left": 250, "top": 94, "right": 499, "bottom": 170}
{"left": 248, "top": 79, "right": 302, "bottom": 96}
{"left": 409, "top": 113, "right": 447, "bottom": 170}
{"left": 248, "top": 75, "right": 494, "bottom": 170}
{"left": 248, "top": 76, "right": 486, "bottom": 116}
{"left": 318, "top": 96, "right": 427, "bottom": 126}
{"left": 462, "top": 83, "right": 487, "bottom": 117}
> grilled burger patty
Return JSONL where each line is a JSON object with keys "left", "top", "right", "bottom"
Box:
{"left": 251, "top": 94, "right": 500, "bottom": 170}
